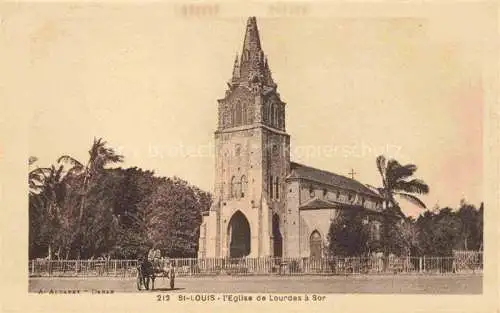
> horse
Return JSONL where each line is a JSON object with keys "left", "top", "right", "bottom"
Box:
{"left": 136, "top": 259, "right": 154, "bottom": 290}
{"left": 136, "top": 258, "right": 175, "bottom": 290}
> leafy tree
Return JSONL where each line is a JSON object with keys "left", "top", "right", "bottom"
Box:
{"left": 416, "top": 208, "right": 452, "bottom": 256}
{"left": 477, "top": 202, "right": 483, "bottom": 251}
{"left": 387, "top": 217, "right": 420, "bottom": 256}
{"left": 134, "top": 177, "right": 211, "bottom": 258}
{"left": 29, "top": 138, "right": 213, "bottom": 260}
{"left": 77, "top": 171, "right": 122, "bottom": 258}
{"left": 414, "top": 202, "right": 484, "bottom": 256}
{"left": 327, "top": 209, "right": 371, "bottom": 257}
{"left": 456, "top": 200, "right": 482, "bottom": 250}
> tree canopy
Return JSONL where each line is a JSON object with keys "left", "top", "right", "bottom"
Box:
{"left": 28, "top": 138, "right": 212, "bottom": 260}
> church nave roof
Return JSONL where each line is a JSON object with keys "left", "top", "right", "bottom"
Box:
{"left": 287, "top": 162, "right": 382, "bottom": 199}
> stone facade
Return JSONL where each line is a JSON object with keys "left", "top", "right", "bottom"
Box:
{"left": 198, "top": 17, "right": 383, "bottom": 259}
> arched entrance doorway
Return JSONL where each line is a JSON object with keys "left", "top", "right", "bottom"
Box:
{"left": 272, "top": 213, "right": 283, "bottom": 257}
{"left": 310, "top": 230, "right": 322, "bottom": 259}
{"left": 227, "top": 211, "right": 251, "bottom": 258}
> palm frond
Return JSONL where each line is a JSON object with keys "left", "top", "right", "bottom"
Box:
{"left": 88, "top": 138, "right": 124, "bottom": 170}
{"left": 376, "top": 155, "right": 387, "bottom": 186}
{"left": 390, "top": 164, "right": 417, "bottom": 182}
{"left": 393, "top": 179, "right": 429, "bottom": 195}
{"left": 395, "top": 192, "right": 427, "bottom": 209}
{"left": 386, "top": 159, "right": 404, "bottom": 186}
{"left": 29, "top": 167, "right": 51, "bottom": 178}
{"left": 58, "top": 155, "right": 84, "bottom": 168}
{"left": 89, "top": 138, "right": 105, "bottom": 162}
{"left": 67, "top": 166, "right": 85, "bottom": 177}
{"left": 55, "top": 164, "right": 65, "bottom": 181}
{"left": 29, "top": 156, "right": 38, "bottom": 165}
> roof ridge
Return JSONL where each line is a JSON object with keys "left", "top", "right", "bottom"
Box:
{"left": 289, "top": 161, "right": 381, "bottom": 198}
{"left": 290, "top": 161, "right": 359, "bottom": 183}
{"left": 301, "top": 197, "right": 335, "bottom": 206}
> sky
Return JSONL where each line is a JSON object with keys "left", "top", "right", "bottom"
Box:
{"left": 6, "top": 3, "right": 492, "bottom": 217}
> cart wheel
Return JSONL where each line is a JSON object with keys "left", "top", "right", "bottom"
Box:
{"left": 170, "top": 273, "right": 175, "bottom": 289}
{"left": 136, "top": 275, "right": 142, "bottom": 290}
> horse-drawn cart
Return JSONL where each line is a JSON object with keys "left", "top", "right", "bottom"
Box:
{"left": 136, "top": 259, "right": 175, "bottom": 291}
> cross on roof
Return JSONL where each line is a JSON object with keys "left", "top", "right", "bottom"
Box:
{"left": 348, "top": 168, "right": 357, "bottom": 180}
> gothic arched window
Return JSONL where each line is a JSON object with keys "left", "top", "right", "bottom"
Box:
{"left": 231, "top": 176, "right": 237, "bottom": 198}
{"left": 274, "top": 106, "right": 278, "bottom": 126}
{"left": 278, "top": 106, "right": 283, "bottom": 128}
{"left": 224, "top": 106, "right": 232, "bottom": 128}
{"left": 269, "top": 176, "right": 274, "bottom": 199}
{"left": 270, "top": 103, "right": 274, "bottom": 126}
{"left": 236, "top": 179, "right": 242, "bottom": 199}
{"left": 310, "top": 230, "right": 322, "bottom": 259}
{"left": 275, "top": 177, "right": 279, "bottom": 199}
{"left": 241, "top": 106, "right": 247, "bottom": 125}
{"left": 241, "top": 175, "right": 248, "bottom": 198}
{"left": 234, "top": 101, "right": 242, "bottom": 126}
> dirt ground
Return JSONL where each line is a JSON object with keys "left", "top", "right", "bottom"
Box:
{"left": 29, "top": 274, "right": 482, "bottom": 294}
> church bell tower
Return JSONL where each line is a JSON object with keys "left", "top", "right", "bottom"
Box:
{"left": 198, "top": 17, "right": 290, "bottom": 258}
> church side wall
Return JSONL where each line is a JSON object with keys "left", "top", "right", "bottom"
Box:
{"left": 299, "top": 209, "right": 336, "bottom": 258}
{"left": 199, "top": 212, "right": 219, "bottom": 258}
{"left": 284, "top": 180, "right": 300, "bottom": 257}
{"left": 298, "top": 181, "right": 381, "bottom": 211}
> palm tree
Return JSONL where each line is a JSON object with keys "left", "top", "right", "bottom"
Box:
{"left": 29, "top": 156, "right": 47, "bottom": 195}
{"left": 375, "top": 155, "right": 429, "bottom": 266}
{"left": 57, "top": 138, "right": 123, "bottom": 258}
{"left": 30, "top": 164, "right": 69, "bottom": 259}
{"left": 58, "top": 137, "right": 124, "bottom": 221}
{"left": 376, "top": 155, "right": 429, "bottom": 216}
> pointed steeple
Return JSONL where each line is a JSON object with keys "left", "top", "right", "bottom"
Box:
{"left": 219, "top": 17, "right": 285, "bottom": 131}
{"left": 232, "top": 17, "right": 275, "bottom": 89}
{"left": 241, "top": 17, "right": 262, "bottom": 58}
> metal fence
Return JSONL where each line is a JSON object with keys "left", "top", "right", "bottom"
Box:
{"left": 29, "top": 253, "right": 483, "bottom": 277}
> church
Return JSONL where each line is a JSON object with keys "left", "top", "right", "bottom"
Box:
{"left": 198, "top": 17, "right": 383, "bottom": 259}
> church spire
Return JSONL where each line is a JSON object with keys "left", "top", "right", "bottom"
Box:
{"left": 241, "top": 17, "right": 262, "bottom": 58}
{"left": 233, "top": 17, "right": 275, "bottom": 89}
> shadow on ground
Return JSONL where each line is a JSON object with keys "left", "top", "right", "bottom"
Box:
{"left": 149, "top": 287, "right": 185, "bottom": 292}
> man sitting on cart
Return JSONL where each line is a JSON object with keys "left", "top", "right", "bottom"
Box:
{"left": 147, "top": 243, "right": 162, "bottom": 273}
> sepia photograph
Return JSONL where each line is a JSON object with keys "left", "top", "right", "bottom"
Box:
{"left": 1, "top": 1, "right": 498, "bottom": 312}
